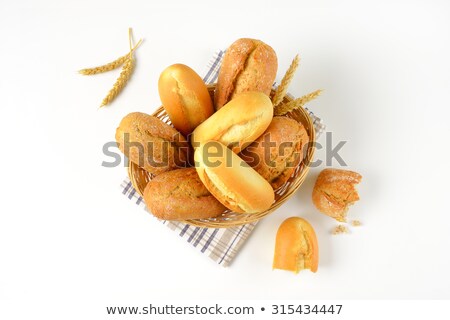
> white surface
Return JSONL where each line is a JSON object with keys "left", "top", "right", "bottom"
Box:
{"left": 1, "top": 0, "right": 450, "bottom": 317}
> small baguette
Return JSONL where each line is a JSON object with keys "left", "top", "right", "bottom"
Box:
{"left": 214, "top": 38, "right": 277, "bottom": 110}
{"left": 191, "top": 91, "right": 273, "bottom": 153}
{"left": 194, "top": 141, "right": 274, "bottom": 213}
{"left": 158, "top": 64, "right": 214, "bottom": 136}
{"left": 240, "top": 117, "right": 309, "bottom": 189}
{"left": 143, "top": 168, "right": 226, "bottom": 220}
{"left": 115, "top": 112, "right": 189, "bottom": 175}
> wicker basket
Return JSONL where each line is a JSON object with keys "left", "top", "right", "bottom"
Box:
{"left": 128, "top": 84, "right": 315, "bottom": 228}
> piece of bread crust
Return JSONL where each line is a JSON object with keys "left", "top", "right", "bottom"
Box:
{"left": 312, "top": 168, "right": 362, "bottom": 222}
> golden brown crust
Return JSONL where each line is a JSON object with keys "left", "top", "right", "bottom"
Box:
{"left": 197, "top": 168, "right": 244, "bottom": 213}
{"left": 143, "top": 168, "right": 226, "bottom": 220}
{"left": 158, "top": 64, "right": 214, "bottom": 136}
{"left": 191, "top": 91, "right": 273, "bottom": 154}
{"left": 312, "top": 169, "right": 362, "bottom": 221}
{"left": 214, "top": 38, "right": 277, "bottom": 110}
{"left": 115, "top": 112, "right": 190, "bottom": 175}
{"left": 240, "top": 117, "right": 309, "bottom": 189}
{"left": 273, "top": 217, "right": 319, "bottom": 274}
{"left": 194, "top": 141, "right": 274, "bottom": 213}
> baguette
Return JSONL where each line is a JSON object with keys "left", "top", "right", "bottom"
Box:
{"left": 191, "top": 91, "right": 273, "bottom": 153}
{"left": 214, "top": 38, "right": 277, "bottom": 110}
{"left": 143, "top": 168, "right": 226, "bottom": 220}
{"left": 115, "top": 112, "right": 189, "bottom": 175}
{"left": 158, "top": 64, "right": 214, "bottom": 136}
{"left": 194, "top": 141, "right": 274, "bottom": 213}
{"left": 240, "top": 117, "right": 309, "bottom": 189}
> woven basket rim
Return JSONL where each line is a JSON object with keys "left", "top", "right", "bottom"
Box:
{"left": 127, "top": 84, "right": 315, "bottom": 228}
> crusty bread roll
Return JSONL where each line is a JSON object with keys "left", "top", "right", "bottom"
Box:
{"left": 143, "top": 168, "right": 226, "bottom": 220}
{"left": 273, "top": 217, "right": 319, "bottom": 274}
{"left": 240, "top": 117, "right": 309, "bottom": 189}
{"left": 115, "top": 112, "right": 189, "bottom": 175}
{"left": 214, "top": 38, "right": 278, "bottom": 110}
{"left": 194, "top": 141, "right": 274, "bottom": 213}
{"left": 191, "top": 91, "right": 273, "bottom": 153}
{"left": 312, "top": 169, "right": 362, "bottom": 222}
{"left": 158, "top": 64, "right": 214, "bottom": 136}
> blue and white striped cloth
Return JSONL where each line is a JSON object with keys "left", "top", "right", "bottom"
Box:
{"left": 120, "top": 51, "right": 325, "bottom": 267}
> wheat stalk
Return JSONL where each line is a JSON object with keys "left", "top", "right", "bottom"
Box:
{"left": 274, "top": 89, "right": 322, "bottom": 116}
{"left": 99, "top": 28, "right": 142, "bottom": 108}
{"left": 100, "top": 56, "right": 135, "bottom": 108}
{"left": 272, "top": 54, "right": 300, "bottom": 107}
{"left": 79, "top": 40, "right": 142, "bottom": 75}
{"left": 79, "top": 53, "right": 128, "bottom": 75}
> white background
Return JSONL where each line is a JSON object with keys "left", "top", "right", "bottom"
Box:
{"left": 1, "top": 0, "right": 450, "bottom": 318}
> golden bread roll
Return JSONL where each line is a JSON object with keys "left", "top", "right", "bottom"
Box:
{"left": 158, "top": 64, "right": 214, "bottom": 136}
{"left": 312, "top": 168, "right": 362, "bottom": 222}
{"left": 215, "top": 38, "right": 278, "bottom": 110}
{"left": 191, "top": 91, "right": 273, "bottom": 153}
{"left": 115, "top": 112, "right": 189, "bottom": 175}
{"left": 194, "top": 141, "right": 274, "bottom": 213}
{"left": 273, "top": 217, "right": 319, "bottom": 274}
{"left": 240, "top": 117, "right": 309, "bottom": 189}
{"left": 143, "top": 168, "right": 226, "bottom": 220}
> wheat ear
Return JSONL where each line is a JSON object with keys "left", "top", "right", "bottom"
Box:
{"left": 79, "top": 40, "right": 142, "bottom": 75}
{"left": 100, "top": 56, "right": 135, "bottom": 107}
{"left": 100, "top": 29, "right": 141, "bottom": 108}
{"left": 274, "top": 89, "right": 322, "bottom": 116}
{"left": 272, "top": 54, "right": 300, "bottom": 107}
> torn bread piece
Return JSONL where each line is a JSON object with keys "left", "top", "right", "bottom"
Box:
{"left": 273, "top": 217, "right": 319, "bottom": 274}
{"left": 312, "top": 168, "right": 362, "bottom": 222}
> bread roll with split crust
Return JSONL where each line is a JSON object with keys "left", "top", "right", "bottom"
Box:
{"left": 215, "top": 38, "right": 278, "bottom": 110}
{"left": 240, "top": 116, "right": 309, "bottom": 189}
{"left": 115, "top": 112, "right": 189, "bottom": 175}
{"left": 191, "top": 91, "right": 273, "bottom": 153}
{"left": 194, "top": 141, "right": 274, "bottom": 213}
{"left": 143, "top": 168, "right": 226, "bottom": 220}
{"left": 158, "top": 64, "right": 214, "bottom": 136}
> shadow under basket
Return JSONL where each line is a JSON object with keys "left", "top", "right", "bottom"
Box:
{"left": 127, "top": 84, "right": 316, "bottom": 228}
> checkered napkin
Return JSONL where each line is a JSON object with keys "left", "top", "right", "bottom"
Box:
{"left": 120, "top": 50, "right": 326, "bottom": 267}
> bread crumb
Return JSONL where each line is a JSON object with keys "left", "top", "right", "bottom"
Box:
{"left": 332, "top": 225, "right": 349, "bottom": 235}
{"left": 351, "top": 220, "right": 362, "bottom": 226}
